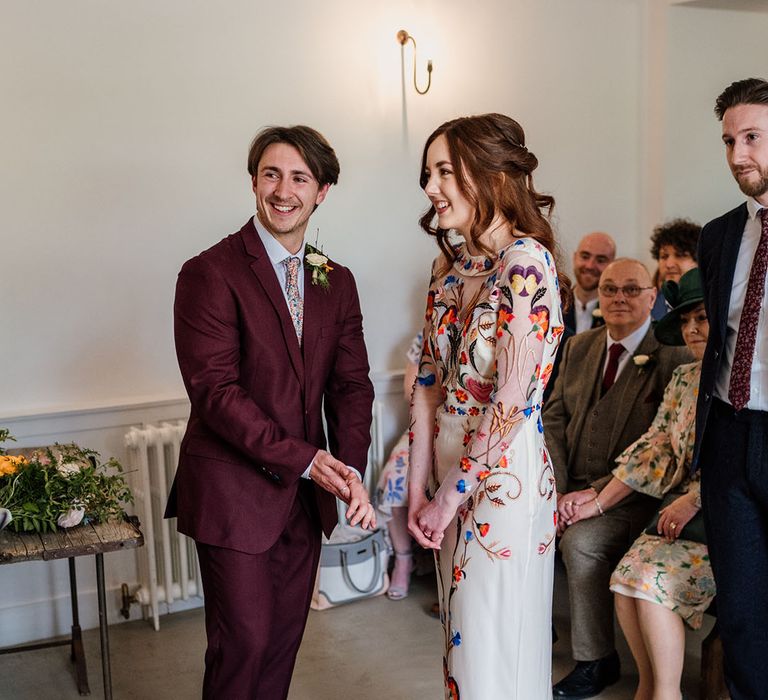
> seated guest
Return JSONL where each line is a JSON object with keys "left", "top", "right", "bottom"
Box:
{"left": 544, "top": 258, "right": 691, "bottom": 699}
{"left": 562, "top": 269, "right": 712, "bottom": 700}
{"left": 375, "top": 333, "right": 421, "bottom": 599}
{"left": 545, "top": 231, "right": 615, "bottom": 401}
{"left": 649, "top": 218, "right": 700, "bottom": 320}
{"left": 566, "top": 231, "right": 616, "bottom": 334}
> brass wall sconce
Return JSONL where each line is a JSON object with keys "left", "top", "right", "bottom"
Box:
{"left": 396, "top": 29, "right": 433, "bottom": 95}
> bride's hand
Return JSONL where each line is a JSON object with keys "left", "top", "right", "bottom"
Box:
{"left": 408, "top": 494, "right": 435, "bottom": 549}
{"left": 413, "top": 498, "right": 455, "bottom": 550}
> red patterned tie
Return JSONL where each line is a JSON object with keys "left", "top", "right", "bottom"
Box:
{"left": 729, "top": 208, "right": 768, "bottom": 411}
{"left": 602, "top": 342, "right": 626, "bottom": 395}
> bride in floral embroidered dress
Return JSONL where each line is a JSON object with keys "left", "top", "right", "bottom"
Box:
{"left": 408, "top": 114, "right": 569, "bottom": 699}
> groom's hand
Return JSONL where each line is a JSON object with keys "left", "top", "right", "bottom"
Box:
{"left": 344, "top": 477, "right": 376, "bottom": 530}
{"left": 309, "top": 450, "right": 354, "bottom": 501}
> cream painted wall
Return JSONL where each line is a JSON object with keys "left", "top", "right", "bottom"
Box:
{"left": 664, "top": 5, "right": 768, "bottom": 225}
{"left": 1, "top": 0, "right": 643, "bottom": 418}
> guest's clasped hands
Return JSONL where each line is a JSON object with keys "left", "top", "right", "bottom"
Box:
{"left": 310, "top": 450, "right": 376, "bottom": 530}
{"left": 557, "top": 487, "right": 598, "bottom": 534}
{"left": 557, "top": 488, "right": 699, "bottom": 542}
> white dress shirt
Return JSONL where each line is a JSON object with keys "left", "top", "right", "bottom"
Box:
{"left": 604, "top": 317, "right": 652, "bottom": 381}
{"left": 254, "top": 217, "right": 305, "bottom": 301}
{"left": 714, "top": 198, "right": 768, "bottom": 411}
{"left": 252, "top": 217, "right": 362, "bottom": 482}
{"left": 573, "top": 291, "right": 600, "bottom": 334}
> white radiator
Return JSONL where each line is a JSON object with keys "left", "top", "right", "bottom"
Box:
{"left": 124, "top": 401, "right": 385, "bottom": 630}
{"left": 125, "top": 420, "right": 202, "bottom": 631}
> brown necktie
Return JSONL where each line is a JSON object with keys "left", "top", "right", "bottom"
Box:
{"left": 602, "top": 343, "right": 626, "bottom": 395}
{"left": 729, "top": 208, "right": 768, "bottom": 411}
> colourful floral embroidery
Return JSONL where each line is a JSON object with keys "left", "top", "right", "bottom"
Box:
{"left": 510, "top": 264, "right": 543, "bottom": 296}
{"left": 465, "top": 377, "right": 493, "bottom": 402}
{"left": 417, "top": 239, "right": 564, "bottom": 698}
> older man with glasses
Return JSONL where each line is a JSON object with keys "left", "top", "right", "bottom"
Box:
{"left": 543, "top": 258, "right": 692, "bottom": 699}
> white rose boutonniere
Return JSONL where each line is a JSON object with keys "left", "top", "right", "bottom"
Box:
{"left": 592, "top": 308, "right": 603, "bottom": 319}
{"left": 304, "top": 242, "right": 333, "bottom": 290}
{"left": 633, "top": 354, "right": 655, "bottom": 374}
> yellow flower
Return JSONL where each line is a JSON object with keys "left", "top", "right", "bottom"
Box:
{"left": 0, "top": 455, "right": 26, "bottom": 476}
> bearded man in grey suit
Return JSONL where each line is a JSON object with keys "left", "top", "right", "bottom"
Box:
{"left": 543, "top": 258, "right": 691, "bottom": 699}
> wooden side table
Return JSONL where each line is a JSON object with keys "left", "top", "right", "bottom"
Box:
{"left": 0, "top": 518, "right": 144, "bottom": 699}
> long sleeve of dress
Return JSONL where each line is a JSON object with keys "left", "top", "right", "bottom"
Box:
{"left": 409, "top": 262, "right": 443, "bottom": 502}
{"left": 433, "top": 250, "right": 557, "bottom": 513}
{"left": 612, "top": 365, "right": 695, "bottom": 498}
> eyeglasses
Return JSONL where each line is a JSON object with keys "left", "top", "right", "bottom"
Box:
{"left": 598, "top": 284, "right": 655, "bottom": 298}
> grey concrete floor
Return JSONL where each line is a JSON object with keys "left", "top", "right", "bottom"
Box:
{"left": 0, "top": 570, "right": 712, "bottom": 699}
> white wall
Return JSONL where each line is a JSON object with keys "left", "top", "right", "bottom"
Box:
{"left": 1, "top": 0, "right": 644, "bottom": 418}
{"left": 664, "top": 5, "right": 768, "bottom": 225}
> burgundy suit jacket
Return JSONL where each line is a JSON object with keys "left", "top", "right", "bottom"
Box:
{"left": 165, "top": 218, "right": 374, "bottom": 554}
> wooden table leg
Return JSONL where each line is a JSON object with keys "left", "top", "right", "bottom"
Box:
{"left": 95, "top": 553, "right": 112, "bottom": 700}
{"left": 67, "top": 557, "right": 91, "bottom": 696}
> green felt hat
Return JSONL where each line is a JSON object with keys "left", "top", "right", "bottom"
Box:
{"left": 654, "top": 268, "right": 704, "bottom": 346}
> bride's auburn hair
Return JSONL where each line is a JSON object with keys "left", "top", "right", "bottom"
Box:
{"left": 419, "top": 113, "right": 571, "bottom": 310}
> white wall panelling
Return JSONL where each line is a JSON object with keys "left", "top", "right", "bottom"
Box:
{"left": 0, "top": 372, "right": 405, "bottom": 647}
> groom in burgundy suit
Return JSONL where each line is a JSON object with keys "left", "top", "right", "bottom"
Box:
{"left": 166, "top": 125, "right": 376, "bottom": 699}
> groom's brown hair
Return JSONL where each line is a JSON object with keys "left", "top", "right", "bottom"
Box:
{"left": 247, "top": 125, "right": 340, "bottom": 187}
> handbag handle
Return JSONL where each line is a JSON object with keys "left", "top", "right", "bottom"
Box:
{"left": 340, "top": 540, "right": 382, "bottom": 594}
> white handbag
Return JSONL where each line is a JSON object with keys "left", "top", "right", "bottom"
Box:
{"left": 311, "top": 524, "right": 390, "bottom": 609}
{"left": 311, "top": 410, "right": 390, "bottom": 609}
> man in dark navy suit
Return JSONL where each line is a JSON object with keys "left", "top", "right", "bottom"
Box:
{"left": 696, "top": 77, "right": 768, "bottom": 700}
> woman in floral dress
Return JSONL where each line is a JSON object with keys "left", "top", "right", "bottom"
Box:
{"left": 375, "top": 332, "right": 421, "bottom": 599}
{"left": 561, "top": 269, "right": 712, "bottom": 700}
{"left": 408, "top": 113, "right": 569, "bottom": 699}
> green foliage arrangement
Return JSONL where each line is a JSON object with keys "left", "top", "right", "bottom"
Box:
{"left": 0, "top": 429, "right": 133, "bottom": 534}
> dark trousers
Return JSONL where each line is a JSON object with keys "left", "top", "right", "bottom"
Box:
{"left": 195, "top": 484, "right": 322, "bottom": 700}
{"left": 701, "top": 398, "right": 768, "bottom": 700}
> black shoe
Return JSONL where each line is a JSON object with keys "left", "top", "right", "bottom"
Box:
{"left": 552, "top": 650, "right": 620, "bottom": 699}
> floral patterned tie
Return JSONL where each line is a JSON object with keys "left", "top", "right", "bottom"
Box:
{"left": 282, "top": 256, "right": 303, "bottom": 343}
{"left": 729, "top": 208, "right": 768, "bottom": 411}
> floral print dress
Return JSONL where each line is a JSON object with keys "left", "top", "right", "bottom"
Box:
{"left": 609, "top": 361, "right": 715, "bottom": 629}
{"left": 375, "top": 333, "right": 422, "bottom": 520}
{"left": 411, "top": 238, "right": 563, "bottom": 699}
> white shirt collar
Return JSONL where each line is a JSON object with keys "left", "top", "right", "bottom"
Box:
{"left": 747, "top": 197, "right": 766, "bottom": 222}
{"left": 252, "top": 216, "right": 303, "bottom": 265}
{"left": 573, "top": 286, "right": 599, "bottom": 311}
{"left": 606, "top": 316, "right": 651, "bottom": 356}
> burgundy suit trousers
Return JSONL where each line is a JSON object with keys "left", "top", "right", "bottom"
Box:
{"left": 196, "top": 483, "right": 322, "bottom": 700}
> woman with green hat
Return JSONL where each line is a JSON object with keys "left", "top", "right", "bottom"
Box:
{"left": 564, "top": 268, "right": 713, "bottom": 699}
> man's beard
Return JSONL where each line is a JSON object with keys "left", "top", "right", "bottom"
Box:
{"left": 733, "top": 165, "right": 768, "bottom": 199}
{"left": 576, "top": 270, "right": 600, "bottom": 292}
